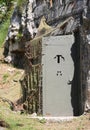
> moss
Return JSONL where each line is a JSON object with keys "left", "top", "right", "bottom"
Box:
{"left": 17, "top": 0, "right": 27, "bottom": 13}
{"left": 2, "top": 73, "right": 9, "bottom": 84}
{"left": 0, "top": 0, "right": 15, "bottom": 47}
{"left": 0, "top": 19, "right": 10, "bottom": 47}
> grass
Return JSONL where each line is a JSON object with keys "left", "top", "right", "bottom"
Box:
{"left": 0, "top": 101, "right": 90, "bottom": 130}
{"left": 2, "top": 73, "right": 10, "bottom": 84}
{"left": 0, "top": 1, "right": 15, "bottom": 47}
{"left": 0, "top": 19, "right": 10, "bottom": 47}
{"left": 0, "top": 104, "right": 41, "bottom": 130}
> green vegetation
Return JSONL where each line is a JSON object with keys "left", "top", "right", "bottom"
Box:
{"left": 0, "top": 105, "right": 40, "bottom": 130}
{"left": 2, "top": 73, "right": 9, "bottom": 83}
{"left": 0, "top": 103, "right": 90, "bottom": 130}
{"left": 17, "top": 0, "right": 27, "bottom": 7}
{"left": 0, "top": 0, "right": 15, "bottom": 47}
{"left": 0, "top": 0, "right": 27, "bottom": 47}
{"left": 17, "top": 0, "right": 27, "bottom": 14}
{"left": 39, "top": 118, "right": 46, "bottom": 124}
{"left": 0, "top": 19, "right": 10, "bottom": 47}
{"left": 17, "top": 31, "right": 23, "bottom": 40}
{"left": 0, "top": 0, "right": 14, "bottom": 5}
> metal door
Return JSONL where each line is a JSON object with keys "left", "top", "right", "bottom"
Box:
{"left": 42, "top": 35, "right": 75, "bottom": 116}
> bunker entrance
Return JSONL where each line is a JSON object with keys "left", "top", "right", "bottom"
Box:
{"left": 42, "top": 34, "right": 82, "bottom": 116}
{"left": 21, "top": 32, "right": 84, "bottom": 116}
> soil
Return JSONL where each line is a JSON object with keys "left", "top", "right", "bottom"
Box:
{"left": 0, "top": 48, "right": 24, "bottom": 102}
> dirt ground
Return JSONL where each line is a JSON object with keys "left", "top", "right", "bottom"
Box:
{"left": 0, "top": 47, "right": 24, "bottom": 102}
{"left": 0, "top": 47, "right": 90, "bottom": 130}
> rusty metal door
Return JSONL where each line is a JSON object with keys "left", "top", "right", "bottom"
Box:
{"left": 42, "top": 35, "right": 75, "bottom": 116}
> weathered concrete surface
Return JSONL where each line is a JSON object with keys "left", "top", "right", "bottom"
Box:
{"left": 0, "top": 127, "right": 6, "bottom": 130}
{"left": 28, "top": 116, "right": 77, "bottom": 123}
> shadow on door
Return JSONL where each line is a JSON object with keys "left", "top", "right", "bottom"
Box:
{"left": 71, "top": 30, "right": 83, "bottom": 116}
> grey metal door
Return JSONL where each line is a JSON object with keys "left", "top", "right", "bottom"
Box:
{"left": 42, "top": 35, "right": 75, "bottom": 116}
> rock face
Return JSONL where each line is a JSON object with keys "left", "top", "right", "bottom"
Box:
{"left": 3, "top": 0, "right": 82, "bottom": 66}
{"left": 3, "top": 0, "right": 37, "bottom": 67}
{"left": 4, "top": 0, "right": 90, "bottom": 112}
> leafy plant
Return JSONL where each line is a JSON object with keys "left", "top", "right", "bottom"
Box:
{"left": 0, "top": 0, "right": 14, "bottom": 6}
